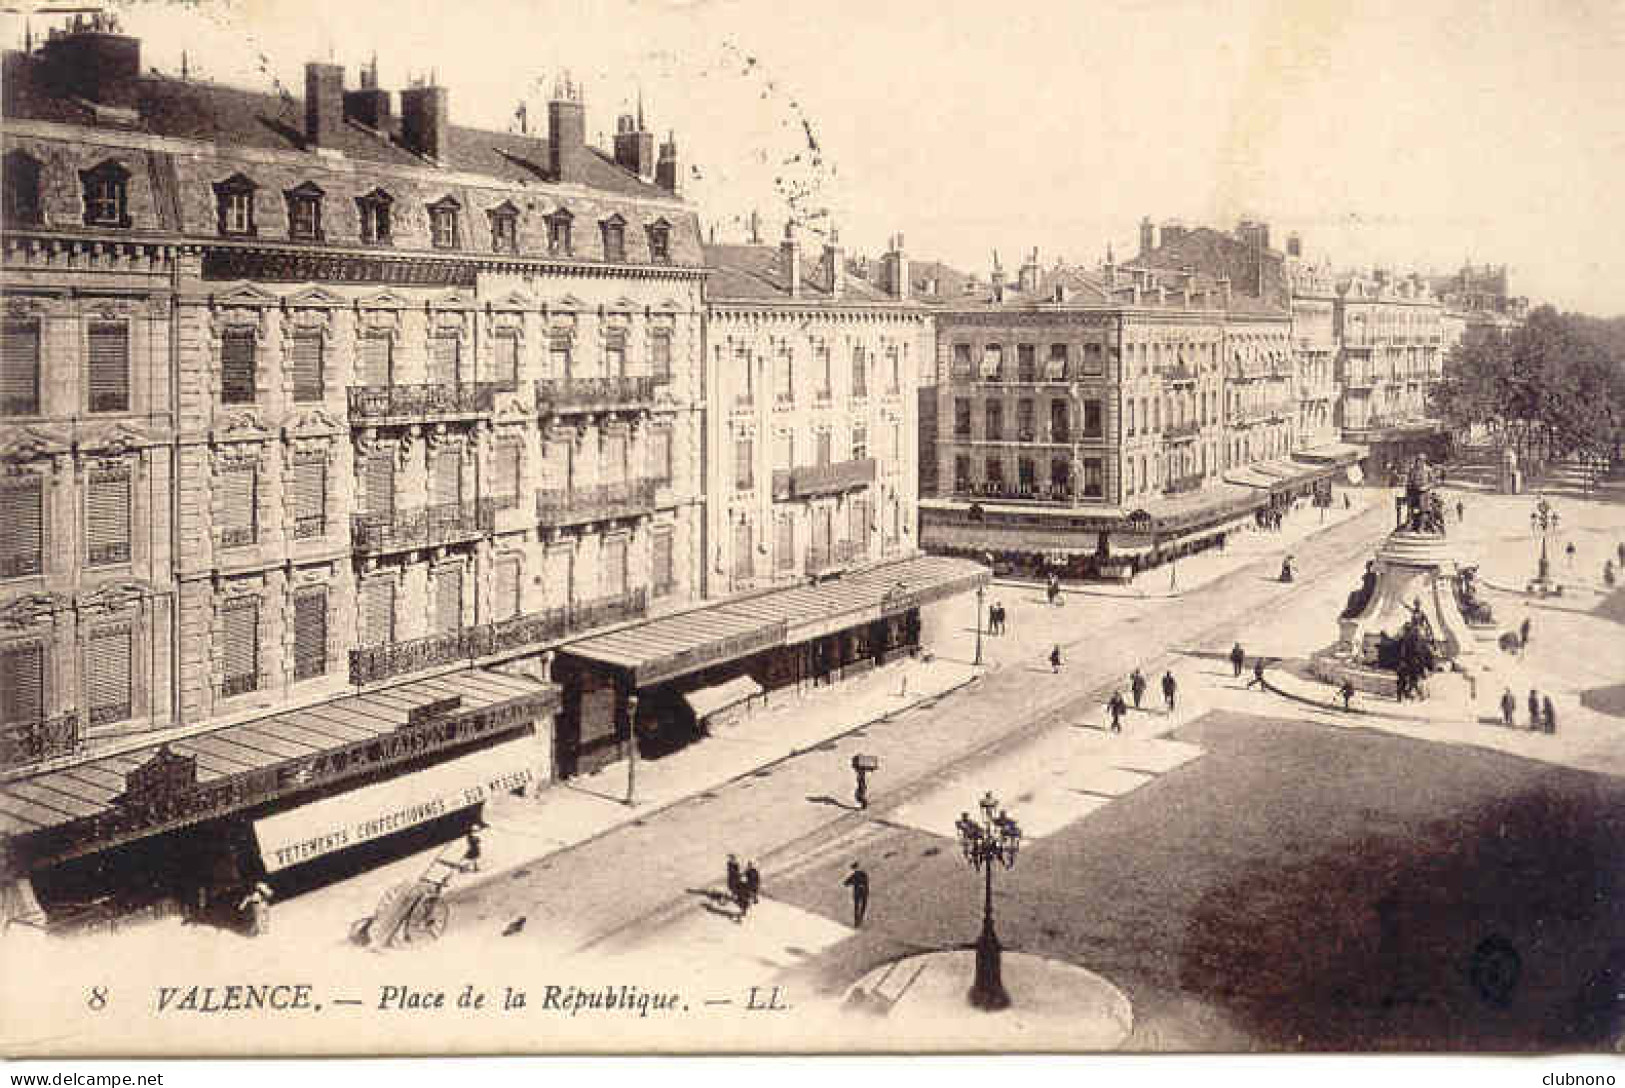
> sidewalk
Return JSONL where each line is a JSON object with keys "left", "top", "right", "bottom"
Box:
{"left": 995, "top": 491, "right": 1381, "bottom": 600}
{"left": 271, "top": 649, "right": 982, "bottom": 939}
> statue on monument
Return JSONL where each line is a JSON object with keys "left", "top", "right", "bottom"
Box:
{"left": 1400, "top": 454, "right": 1446, "bottom": 535}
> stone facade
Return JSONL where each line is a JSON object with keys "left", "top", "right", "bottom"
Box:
{"left": 1333, "top": 271, "right": 1445, "bottom": 434}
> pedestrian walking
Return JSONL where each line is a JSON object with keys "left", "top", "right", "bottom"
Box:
{"left": 1130, "top": 668, "right": 1147, "bottom": 709}
{"left": 1108, "top": 690, "right": 1128, "bottom": 732}
{"left": 1566, "top": 541, "right": 1577, "bottom": 567}
{"left": 461, "top": 822, "right": 486, "bottom": 873}
{"left": 851, "top": 755, "right": 872, "bottom": 810}
{"left": 726, "top": 854, "right": 744, "bottom": 919}
{"left": 1246, "top": 658, "right": 1267, "bottom": 691}
{"left": 1229, "top": 642, "right": 1246, "bottom": 678}
{"left": 995, "top": 601, "right": 1007, "bottom": 635}
{"left": 1519, "top": 616, "right": 1532, "bottom": 653}
{"left": 1049, "top": 644, "right": 1062, "bottom": 673}
{"left": 843, "top": 862, "right": 870, "bottom": 928}
{"left": 1528, "top": 689, "right": 1541, "bottom": 731}
{"left": 1046, "top": 573, "right": 1061, "bottom": 607}
{"left": 1500, "top": 687, "right": 1517, "bottom": 727}
{"left": 1161, "top": 669, "right": 1177, "bottom": 711}
{"left": 1617, "top": 541, "right": 1624, "bottom": 568}
{"left": 1606, "top": 559, "right": 1617, "bottom": 588}
{"left": 1456, "top": 499, "right": 1465, "bottom": 523}
{"left": 1339, "top": 680, "right": 1356, "bottom": 711}
{"left": 743, "top": 861, "right": 761, "bottom": 907}
{"left": 238, "top": 882, "right": 272, "bottom": 938}
{"left": 1542, "top": 695, "right": 1558, "bottom": 735}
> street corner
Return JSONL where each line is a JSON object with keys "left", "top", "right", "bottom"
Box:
{"left": 835, "top": 949, "right": 1133, "bottom": 1051}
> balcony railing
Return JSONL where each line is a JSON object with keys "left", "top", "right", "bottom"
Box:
{"left": 776, "top": 457, "right": 877, "bottom": 500}
{"left": 348, "top": 587, "right": 649, "bottom": 686}
{"left": 535, "top": 375, "right": 655, "bottom": 414}
{"left": 0, "top": 553, "right": 42, "bottom": 579}
{"left": 954, "top": 481, "right": 1073, "bottom": 502}
{"left": 536, "top": 478, "right": 658, "bottom": 527}
{"left": 351, "top": 499, "right": 496, "bottom": 555}
{"left": 1164, "top": 473, "right": 1205, "bottom": 495}
{"left": 218, "top": 526, "right": 257, "bottom": 549}
{"left": 293, "top": 515, "right": 326, "bottom": 540}
{"left": 1164, "top": 421, "right": 1201, "bottom": 440}
{"left": 1, "top": 710, "right": 81, "bottom": 770}
{"left": 347, "top": 382, "right": 498, "bottom": 423}
{"left": 806, "top": 538, "right": 866, "bottom": 575}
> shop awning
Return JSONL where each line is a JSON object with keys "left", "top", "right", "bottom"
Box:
{"left": 555, "top": 555, "right": 990, "bottom": 689}
{"left": 1293, "top": 442, "right": 1369, "bottom": 466}
{"left": 253, "top": 738, "right": 537, "bottom": 872}
{"left": 1, "top": 669, "right": 557, "bottom": 873}
{"left": 682, "top": 676, "right": 764, "bottom": 721}
{"left": 1227, "top": 459, "right": 1327, "bottom": 493}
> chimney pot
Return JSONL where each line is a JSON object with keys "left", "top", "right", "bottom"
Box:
{"left": 400, "top": 83, "right": 448, "bottom": 161}
{"left": 42, "top": 26, "right": 141, "bottom": 109}
{"left": 655, "top": 132, "right": 679, "bottom": 193}
{"left": 548, "top": 79, "right": 588, "bottom": 182}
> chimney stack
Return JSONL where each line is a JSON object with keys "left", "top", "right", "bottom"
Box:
{"left": 548, "top": 74, "right": 588, "bottom": 182}
{"left": 1160, "top": 219, "right": 1185, "bottom": 245}
{"left": 990, "top": 251, "right": 1005, "bottom": 302}
{"left": 613, "top": 96, "right": 656, "bottom": 178}
{"left": 781, "top": 221, "right": 802, "bottom": 299}
{"left": 400, "top": 81, "right": 448, "bottom": 161}
{"left": 304, "top": 62, "right": 346, "bottom": 146}
{"left": 42, "top": 22, "right": 140, "bottom": 109}
{"left": 1018, "top": 247, "right": 1041, "bottom": 294}
{"left": 1138, "top": 216, "right": 1155, "bottom": 255}
{"left": 655, "top": 132, "right": 679, "bottom": 194}
{"left": 822, "top": 227, "right": 845, "bottom": 298}
{"left": 880, "top": 233, "right": 910, "bottom": 300}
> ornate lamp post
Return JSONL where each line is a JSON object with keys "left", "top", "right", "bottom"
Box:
{"left": 973, "top": 583, "right": 985, "bottom": 667}
{"left": 955, "top": 790, "right": 1023, "bottom": 1010}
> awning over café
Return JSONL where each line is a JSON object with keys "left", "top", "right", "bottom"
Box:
{"left": 681, "top": 675, "right": 764, "bottom": 722}
{"left": 555, "top": 555, "right": 990, "bottom": 689}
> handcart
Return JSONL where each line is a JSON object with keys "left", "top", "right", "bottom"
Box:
{"left": 349, "top": 847, "right": 466, "bottom": 949}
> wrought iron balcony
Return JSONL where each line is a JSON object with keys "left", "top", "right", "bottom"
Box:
{"left": 1163, "top": 421, "right": 1201, "bottom": 440}
{"left": 807, "top": 538, "right": 866, "bottom": 575}
{"left": 348, "top": 587, "right": 649, "bottom": 686}
{"left": 534, "top": 375, "right": 655, "bottom": 414}
{"left": 350, "top": 499, "right": 496, "bottom": 555}
{"left": 535, "top": 478, "right": 658, "bottom": 527}
{"left": 1, "top": 710, "right": 81, "bottom": 770}
{"left": 776, "top": 457, "right": 877, "bottom": 500}
{"left": 1164, "top": 473, "right": 1206, "bottom": 495}
{"left": 347, "top": 382, "right": 498, "bottom": 424}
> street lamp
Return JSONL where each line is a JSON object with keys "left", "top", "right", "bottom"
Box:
{"left": 955, "top": 790, "right": 1023, "bottom": 1010}
{"left": 973, "top": 583, "right": 985, "bottom": 667}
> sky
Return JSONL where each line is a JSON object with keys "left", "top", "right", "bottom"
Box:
{"left": 6, "top": 0, "right": 1624, "bottom": 314}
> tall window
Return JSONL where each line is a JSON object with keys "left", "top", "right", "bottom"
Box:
{"left": 852, "top": 424, "right": 868, "bottom": 460}
{"left": 86, "top": 464, "right": 131, "bottom": 566}
{"left": 1082, "top": 458, "right": 1104, "bottom": 498}
{"left": 951, "top": 343, "right": 973, "bottom": 379}
{"left": 1082, "top": 343, "right": 1104, "bottom": 376}
{"left": 603, "top": 536, "right": 629, "bottom": 597}
{"left": 1017, "top": 344, "right": 1036, "bottom": 382}
{"left": 285, "top": 182, "right": 324, "bottom": 241}
{"left": 953, "top": 398, "right": 971, "bottom": 438}
{"left": 488, "top": 203, "right": 518, "bottom": 254}
{"left": 80, "top": 160, "right": 130, "bottom": 228}
{"left": 1083, "top": 400, "right": 1103, "bottom": 438}
{"left": 600, "top": 215, "right": 627, "bottom": 262}
{"left": 220, "top": 598, "right": 260, "bottom": 697}
{"left": 433, "top": 565, "right": 462, "bottom": 634}
{"left": 647, "top": 220, "right": 671, "bottom": 263}
{"left": 428, "top": 196, "right": 460, "bottom": 249}
{"left": 605, "top": 329, "right": 627, "bottom": 377}
{"left": 293, "top": 588, "right": 328, "bottom": 681}
{"left": 357, "top": 189, "right": 393, "bottom": 245}
{"left": 0, "top": 642, "right": 44, "bottom": 726}
{"left": 1017, "top": 399, "right": 1035, "bottom": 441}
{"left": 732, "top": 520, "right": 753, "bottom": 579}
{"left": 1051, "top": 457, "right": 1071, "bottom": 495}
{"left": 293, "top": 454, "right": 326, "bottom": 538}
{"left": 0, "top": 476, "right": 43, "bottom": 578}
{"left": 546, "top": 209, "right": 573, "bottom": 255}
{"left": 734, "top": 344, "right": 753, "bottom": 405}
{"left": 86, "top": 626, "right": 132, "bottom": 725}
{"left": 887, "top": 347, "right": 901, "bottom": 393}
{"left": 549, "top": 332, "right": 572, "bottom": 381}
{"left": 774, "top": 346, "right": 793, "bottom": 403}
{"left": 430, "top": 448, "right": 462, "bottom": 508}
{"left": 493, "top": 330, "right": 520, "bottom": 388}
{"left": 360, "top": 578, "right": 395, "bottom": 647}
{"left": 3, "top": 151, "right": 43, "bottom": 226}
{"left": 1127, "top": 399, "right": 1136, "bottom": 436}
{"left": 358, "top": 330, "right": 392, "bottom": 386}
{"left": 851, "top": 345, "right": 868, "bottom": 397}
{"left": 735, "top": 437, "right": 754, "bottom": 491}
{"left": 213, "top": 174, "right": 257, "bottom": 236}
{"left": 650, "top": 329, "right": 673, "bottom": 383}
{"left": 648, "top": 428, "right": 673, "bottom": 485}
{"left": 652, "top": 528, "right": 675, "bottom": 596}
{"left": 1046, "top": 344, "right": 1068, "bottom": 380}
{"left": 816, "top": 342, "right": 833, "bottom": 399}
{"left": 1018, "top": 456, "right": 1035, "bottom": 490}
{"left": 495, "top": 555, "right": 522, "bottom": 619}
{"left": 2, "top": 319, "right": 41, "bottom": 416}
{"left": 429, "top": 332, "right": 461, "bottom": 386}
{"left": 492, "top": 439, "right": 521, "bottom": 509}
{"left": 985, "top": 401, "right": 1003, "bottom": 441}
{"left": 221, "top": 327, "right": 256, "bottom": 405}
{"left": 954, "top": 454, "right": 971, "bottom": 490}
{"left": 87, "top": 321, "right": 130, "bottom": 413}
{"left": 985, "top": 456, "right": 1004, "bottom": 485}
{"left": 980, "top": 344, "right": 1003, "bottom": 381}
{"left": 816, "top": 431, "right": 832, "bottom": 466}
{"left": 219, "top": 463, "right": 258, "bottom": 548}
{"left": 775, "top": 515, "right": 795, "bottom": 572}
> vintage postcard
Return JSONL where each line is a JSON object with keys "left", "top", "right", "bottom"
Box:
{"left": 2, "top": 0, "right": 1623, "bottom": 1059}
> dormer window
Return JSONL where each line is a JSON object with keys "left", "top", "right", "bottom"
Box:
{"left": 3, "top": 151, "right": 42, "bottom": 226}
{"left": 647, "top": 218, "right": 672, "bottom": 264}
{"left": 428, "top": 195, "right": 461, "bottom": 250}
{"left": 357, "top": 188, "right": 393, "bottom": 245}
{"left": 487, "top": 201, "right": 519, "bottom": 254}
{"left": 213, "top": 173, "right": 257, "bottom": 236}
{"left": 600, "top": 213, "right": 626, "bottom": 263}
{"left": 545, "top": 208, "right": 573, "bottom": 256}
{"left": 79, "top": 160, "right": 131, "bottom": 228}
{"left": 285, "top": 181, "right": 324, "bottom": 241}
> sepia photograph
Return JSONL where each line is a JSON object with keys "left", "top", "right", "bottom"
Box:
{"left": 1, "top": 0, "right": 1623, "bottom": 1064}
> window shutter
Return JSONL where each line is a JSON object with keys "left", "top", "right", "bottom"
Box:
{"left": 650, "top": 429, "right": 672, "bottom": 483}
{"left": 86, "top": 468, "right": 131, "bottom": 566}
{"left": 735, "top": 438, "right": 752, "bottom": 490}
{"left": 359, "top": 333, "right": 391, "bottom": 386}
{"left": 360, "top": 579, "right": 395, "bottom": 646}
{"left": 603, "top": 537, "right": 628, "bottom": 596}
{"left": 221, "top": 328, "right": 256, "bottom": 404}
{"left": 364, "top": 455, "right": 395, "bottom": 519}
{"left": 495, "top": 556, "right": 521, "bottom": 619}
{"left": 650, "top": 330, "right": 672, "bottom": 380}
{"left": 652, "top": 530, "right": 674, "bottom": 595}
{"left": 494, "top": 333, "right": 519, "bottom": 386}
{"left": 732, "top": 520, "right": 753, "bottom": 578}
{"left": 549, "top": 333, "right": 572, "bottom": 380}
{"left": 434, "top": 568, "right": 462, "bottom": 633}
{"left": 219, "top": 464, "right": 257, "bottom": 546}
{"left": 494, "top": 441, "right": 520, "bottom": 507}
{"left": 87, "top": 627, "right": 132, "bottom": 725}
{"left": 293, "top": 589, "right": 328, "bottom": 680}
{"left": 431, "top": 449, "right": 461, "bottom": 508}
{"left": 87, "top": 322, "right": 129, "bottom": 413}
{"left": 289, "top": 331, "right": 323, "bottom": 402}
{"left": 0, "top": 477, "right": 43, "bottom": 578}
{"left": 2, "top": 319, "right": 41, "bottom": 415}
{"left": 430, "top": 333, "right": 461, "bottom": 385}
{"left": 602, "top": 434, "right": 626, "bottom": 483}
{"left": 222, "top": 599, "right": 259, "bottom": 693}
{"left": 776, "top": 515, "right": 794, "bottom": 571}
{"left": 294, "top": 457, "right": 325, "bottom": 537}
{"left": 0, "top": 643, "right": 44, "bottom": 725}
